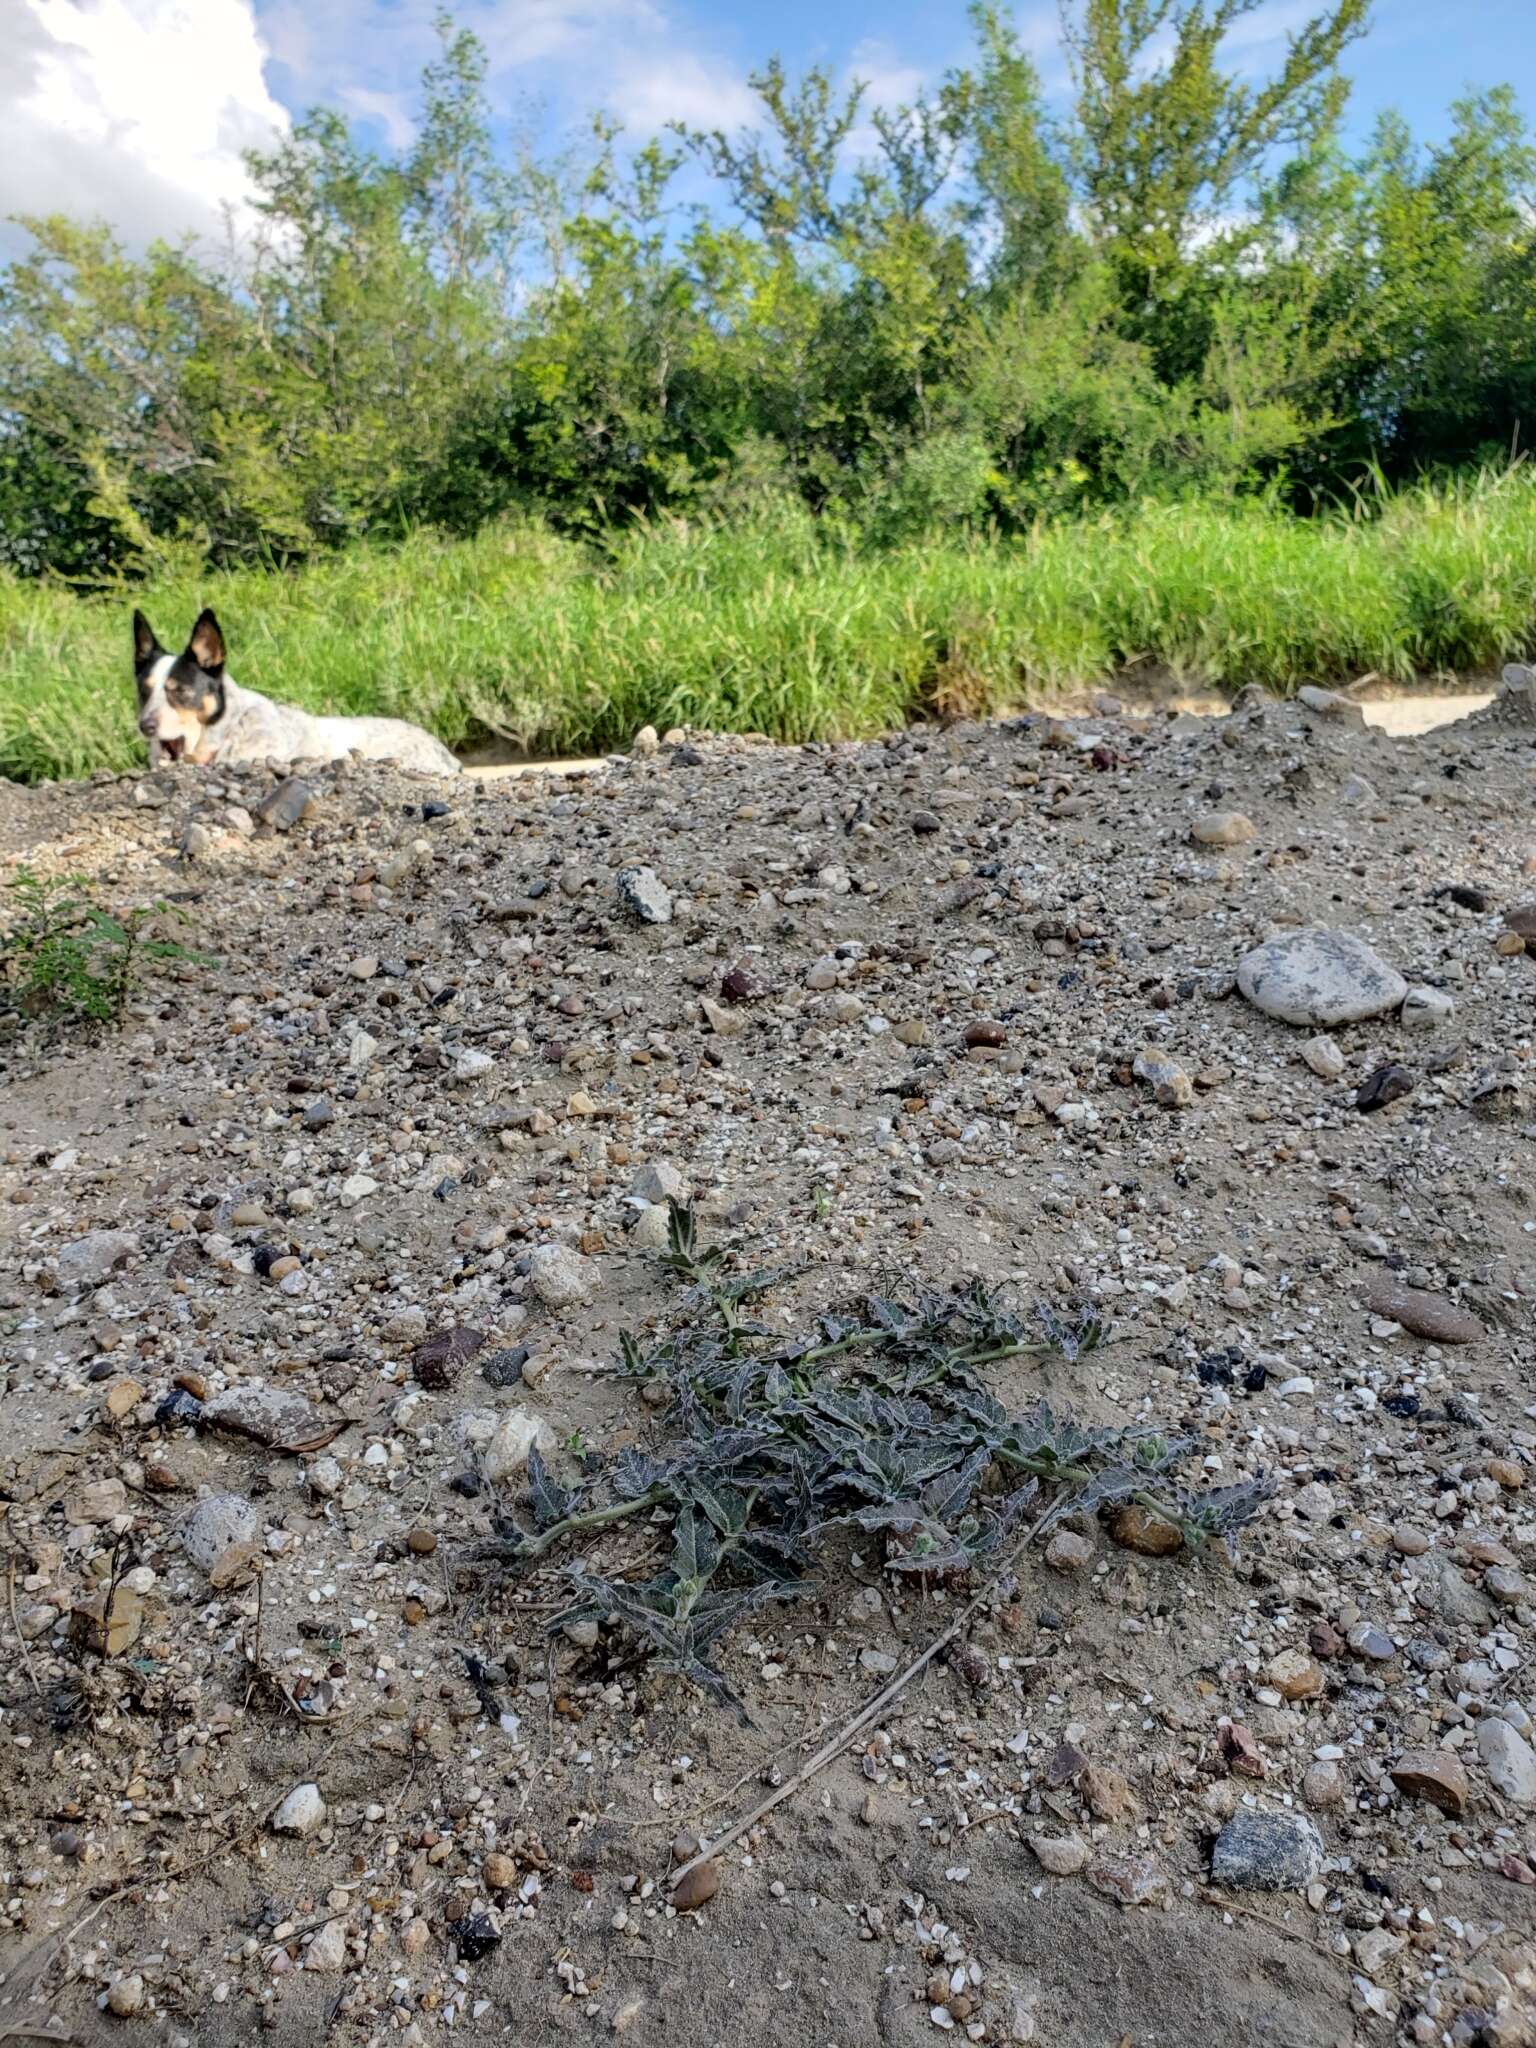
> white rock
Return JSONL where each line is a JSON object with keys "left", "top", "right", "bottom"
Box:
{"left": 308, "top": 1456, "right": 343, "bottom": 1499}
{"left": 615, "top": 866, "right": 673, "bottom": 924}
{"left": 54, "top": 1229, "right": 139, "bottom": 1291}
{"left": 527, "top": 1242, "right": 597, "bottom": 1308}
{"left": 348, "top": 1030, "right": 379, "bottom": 1070}
{"left": 1237, "top": 928, "right": 1407, "bottom": 1029}
{"left": 305, "top": 1918, "right": 349, "bottom": 1972}
{"left": 628, "top": 1203, "right": 673, "bottom": 1252}
{"left": 182, "top": 1493, "right": 263, "bottom": 1575}
{"left": 106, "top": 1973, "right": 145, "bottom": 2017}
{"left": 1477, "top": 1716, "right": 1536, "bottom": 1806}
{"left": 453, "top": 1047, "right": 494, "bottom": 1081}
{"left": 1300, "top": 1035, "right": 1345, "bottom": 1080}
{"left": 339, "top": 1174, "right": 378, "bottom": 1208}
{"left": 1401, "top": 985, "right": 1455, "bottom": 1030}
{"left": 630, "top": 1163, "right": 692, "bottom": 1204}
{"left": 481, "top": 1407, "right": 556, "bottom": 1486}
{"left": 271, "top": 1783, "right": 326, "bottom": 1836}
{"left": 1276, "top": 1376, "right": 1316, "bottom": 1398}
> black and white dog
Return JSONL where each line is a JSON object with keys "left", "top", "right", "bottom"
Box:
{"left": 133, "top": 609, "right": 460, "bottom": 774}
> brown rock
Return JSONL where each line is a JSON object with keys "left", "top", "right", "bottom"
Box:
{"left": 1488, "top": 1457, "right": 1525, "bottom": 1490}
{"left": 1303, "top": 1762, "right": 1346, "bottom": 1810}
{"left": 1081, "top": 1764, "right": 1139, "bottom": 1823}
{"left": 1267, "top": 1650, "right": 1325, "bottom": 1701}
{"left": 103, "top": 1378, "right": 144, "bottom": 1421}
{"left": 482, "top": 1852, "right": 516, "bottom": 1890}
{"left": 208, "top": 1541, "right": 263, "bottom": 1591}
{"left": 1309, "top": 1619, "right": 1346, "bottom": 1660}
{"left": 671, "top": 1860, "right": 722, "bottom": 1913}
{"left": 412, "top": 1325, "right": 487, "bottom": 1391}
{"left": 963, "top": 1020, "right": 1007, "bottom": 1050}
{"left": 1086, "top": 1854, "right": 1171, "bottom": 1909}
{"left": 69, "top": 1585, "right": 143, "bottom": 1658}
{"left": 1220, "top": 1722, "right": 1267, "bottom": 1778}
{"left": 1045, "top": 1741, "right": 1087, "bottom": 1789}
{"left": 1390, "top": 1749, "right": 1469, "bottom": 1817}
{"left": 1192, "top": 811, "right": 1256, "bottom": 847}
{"left": 1364, "top": 1277, "right": 1483, "bottom": 1345}
{"left": 1108, "top": 1504, "right": 1183, "bottom": 1556}
{"left": 1044, "top": 1530, "right": 1093, "bottom": 1573}
{"left": 407, "top": 1528, "right": 438, "bottom": 1555}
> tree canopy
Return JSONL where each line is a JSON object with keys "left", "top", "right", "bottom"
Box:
{"left": 2, "top": 2, "right": 1531, "bottom": 578}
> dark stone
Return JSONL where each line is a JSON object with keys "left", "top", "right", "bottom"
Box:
{"left": 481, "top": 1347, "right": 530, "bottom": 1388}
{"left": 447, "top": 1912, "right": 501, "bottom": 1962}
{"left": 155, "top": 1388, "right": 204, "bottom": 1427}
{"left": 1210, "top": 1810, "right": 1324, "bottom": 1891}
{"left": 413, "top": 1325, "right": 487, "bottom": 1391}
{"left": 1355, "top": 1063, "right": 1414, "bottom": 1113}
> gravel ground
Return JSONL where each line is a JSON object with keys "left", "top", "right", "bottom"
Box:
{"left": 0, "top": 681, "right": 1533, "bottom": 2048}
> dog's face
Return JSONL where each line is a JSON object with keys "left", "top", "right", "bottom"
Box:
{"left": 133, "top": 609, "right": 228, "bottom": 762}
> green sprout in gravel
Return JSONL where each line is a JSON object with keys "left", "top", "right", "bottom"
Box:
{"left": 1, "top": 867, "right": 211, "bottom": 1026}
{"left": 482, "top": 1202, "right": 1272, "bottom": 1718}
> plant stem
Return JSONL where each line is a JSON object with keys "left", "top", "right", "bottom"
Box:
{"left": 498, "top": 1488, "right": 662, "bottom": 1563}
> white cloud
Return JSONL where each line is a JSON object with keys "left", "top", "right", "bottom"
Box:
{"left": 838, "top": 39, "right": 934, "bottom": 169}
{"left": 608, "top": 51, "right": 759, "bottom": 135}
{"left": 2, "top": 0, "right": 288, "bottom": 251}
{"left": 338, "top": 85, "right": 417, "bottom": 152}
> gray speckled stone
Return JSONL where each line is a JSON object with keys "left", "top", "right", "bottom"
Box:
{"left": 1237, "top": 927, "right": 1407, "bottom": 1028}
{"left": 1210, "top": 1810, "right": 1324, "bottom": 1891}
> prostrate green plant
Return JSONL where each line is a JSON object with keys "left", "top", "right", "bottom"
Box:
{"left": 482, "top": 1202, "right": 1271, "bottom": 1718}
{"left": 0, "top": 866, "right": 208, "bottom": 1025}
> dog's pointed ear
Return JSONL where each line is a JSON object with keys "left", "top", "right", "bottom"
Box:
{"left": 133, "top": 609, "right": 160, "bottom": 667}
{"left": 187, "top": 608, "right": 226, "bottom": 675}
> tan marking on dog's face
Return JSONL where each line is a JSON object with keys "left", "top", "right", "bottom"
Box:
{"left": 137, "top": 655, "right": 214, "bottom": 761}
{"left": 136, "top": 653, "right": 223, "bottom": 761}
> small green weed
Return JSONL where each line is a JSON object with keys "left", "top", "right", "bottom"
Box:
{"left": 1, "top": 866, "right": 211, "bottom": 1025}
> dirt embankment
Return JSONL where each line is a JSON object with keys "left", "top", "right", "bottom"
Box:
{"left": 0, "top": 683, "right": 1533, "bottom": 2048}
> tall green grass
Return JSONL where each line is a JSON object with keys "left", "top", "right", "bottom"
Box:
{"left": 3, "top": 473, "right": 1535, "bottom": 783}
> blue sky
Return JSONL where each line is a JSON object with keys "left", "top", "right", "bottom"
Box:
{"left": 5, "top": 1, "right": 1534, "bottom": 254}
{"left": 253, "top": 0, "right": 1536, "bottom": 157}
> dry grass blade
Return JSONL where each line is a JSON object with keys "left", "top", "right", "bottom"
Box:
{"left": 668, "top": 1498, "right": 1055, "bottom": 1892}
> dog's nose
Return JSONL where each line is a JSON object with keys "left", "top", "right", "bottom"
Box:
{"left": 139, "top": 714, "right": 159, "bottom": 738}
